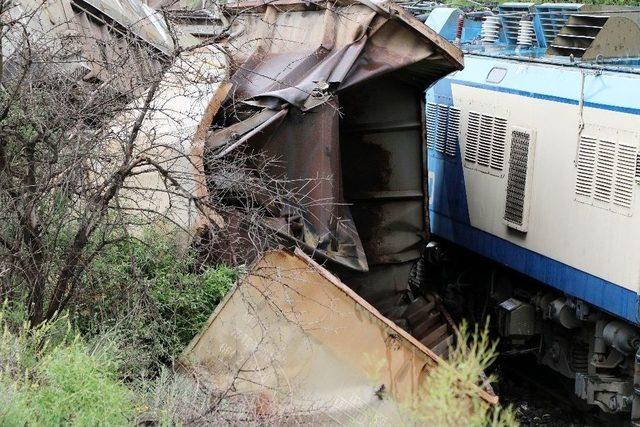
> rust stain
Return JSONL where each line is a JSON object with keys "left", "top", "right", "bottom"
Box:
{"left": 201, "top": 0, "right": 462, "bottom": 271}
{"left": 181, "top": 249, "right": 498, "bottom": 415}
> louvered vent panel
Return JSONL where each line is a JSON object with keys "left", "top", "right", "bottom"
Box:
{"left": 498, "top": 3, "right": 532, "bottom": 44}
{"left": 436, "top": 104, "right": 448, "bottom": 153}
{"left": 576, "top": 134, "right": 638, "bottom": 212}
{"left": 477, "top": 115, "right": 494, "bottom": 167}
{"left": 427, "top": 103, "right": 461, "bottom": 158}
{"left": 594, "top": 139, "right": 615, "bottom": 204}
{"left": 491, "top": 118, "right": 508, "bottom": 171}
{"left": 636, "top": 153, "right": 640, "bottom": 181}
{"left": 576, "top": 136, "right": 596, "bottom": 198}
{"left": 613, "top": 144, "right": 636, "bottom": 209}
{"left": 464, "top": 111, "right": 508, "bottom": 175}
{"left": 465, "top": 111, "right": 481, "bottom": 163}
{"left": 426, "top": 102, "right": 438, "bottom": 150}
{"left": 536, "top": 4, "right": 582, "bottom": 46}
{"left": 446, "top": 107, "right": 460, "bottom": 157}
{"left": 546, "top": 14, "right": 608, "bottom": 58}
{"left": 504, "top": 130, "right": 531, "bottom": 229}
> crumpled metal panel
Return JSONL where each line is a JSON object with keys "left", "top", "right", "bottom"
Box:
{"left": 180, "top": 249, "right": 496, "bottom": 422}
{"left": 17, "top": 0, "right": 182, "bottom": 54}
{"left": 12, "top": 0, "right": 201, "bottom": 92}
{"left": 246, "top": 101, "right": 368, "bottom": 271}
{"left": 205, "top": 0, "right": 463, "bottom": 272}
{"left": 225, "top": 0, "right": 462, "bottom": 110}
{"left": 75, "top": 0, "right": 175, "bottom": 53}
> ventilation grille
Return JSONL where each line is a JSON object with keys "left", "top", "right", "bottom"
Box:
{"left": 492, "top": 118, "right": 508, "bottom": 170}
{"left": 478, "top": 115, "right": 493, "bottom": 167}
{"left": 464, "top": 111, "right": 508, "bottom": 175}
{"left": 536, "top": 4, "right": 582, "bottom": 46}
{"left": 426, "top": 102, "right": 437, "bottom": 149}
{"left": 426, "top": 102, "right": 460, "bottom": 158}
{"left": 436, "top": 104, "right": 448, "bottom": 153}
{"left": 636, "top": 153, "right": 640, "bottom": 182}
{"left": 504, "top": 129, "right": 533, "bottom": 230}
{"left": 576, "top": 135, "right": 637, "bottom": 212}
{"left": 546, "top": 14, "right": 608, "bottom": 58}
{"left": 575, "top": 136, "right": 596, "bottom": 198}
{"left": 614, "top": 144, "right": 636, "bottom": 209}
{"left": 593, "top": 139, "right": 615, "bottom": 204}
{"left": 447, "top": 107, "right": 461, "bottom": 157}
{"left": 465, "top": 111, "right": 480, "bottom": 164}
{"left": 499, "top": 3, "right": 534, "bottom": 44}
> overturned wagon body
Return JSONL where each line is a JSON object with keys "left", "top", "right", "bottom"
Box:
{"left": 204, "top": 0, "right": 461, "bottom": 275}
{"left": 177, "top": 0, "right": 501, "bottom": 416}
{"left": 182, "top": 249, "right": 495, "bottom": 422}
{"left": 195, "top": 0, "right": 464, "bottom": 346}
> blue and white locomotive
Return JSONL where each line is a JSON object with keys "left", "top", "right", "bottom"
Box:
{"left": 423, "top": 3, "right": 640, "bottom": 416}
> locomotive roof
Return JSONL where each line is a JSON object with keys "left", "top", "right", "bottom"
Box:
{"left": 424, "top": 4, "right": 640, "bottom": 73}
{"left": 461, "top": 44, "right": 640, "bottom": 74}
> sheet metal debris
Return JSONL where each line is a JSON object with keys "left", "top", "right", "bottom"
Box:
{"left": 11, "top": 0, "right": 200, "bottom": 90}
{"left": 181, "top": 249, "right": 497, "bottom": 422}
{"left": 201, "top": 0, "right": 463, "bottom": 272}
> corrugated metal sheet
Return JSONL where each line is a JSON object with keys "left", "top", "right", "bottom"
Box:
{"left": 11, "top": 0, "right": 202, "bottom": 91}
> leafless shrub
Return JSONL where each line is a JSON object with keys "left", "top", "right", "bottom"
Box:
{"left": 0, "top": 0, "right": 316, "bottom": 326}
{"left": 138, "top": 366, "right": 329, "bottom": 425}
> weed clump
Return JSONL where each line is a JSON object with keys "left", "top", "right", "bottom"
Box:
{"left": 405, "top": 321, "right": 517, "bottom": 426}
{"left": 0, "top": 311, "right": 134, "bottom": 426}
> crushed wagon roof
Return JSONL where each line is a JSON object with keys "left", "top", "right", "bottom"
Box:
{"left": 75, "top": 0, "right": 175, "bottom": 53}
{"left": 197, "top": 0, "right": 464, "bottom": 271}
{"left": 222, "top": 0, "right": 463, "bottom": 110}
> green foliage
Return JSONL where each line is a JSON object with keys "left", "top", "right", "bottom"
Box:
{"left": 0, "top": 304, "right": 72, "bottom": 380}
{"left": 0, "top": 310, "right": 134, "bottom": 426}
{"left": 27, "top": 342, "right": 132, "bottom": 426}
{"left": 0, "top": 228, "right": 235, "bottom": 424}
{"left": 75, "top": 231, "right": 236, "bottom": 377}
{"left": 404, "top": 321, "right": 517, "bottom": 426}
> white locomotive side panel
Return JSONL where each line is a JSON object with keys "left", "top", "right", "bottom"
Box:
{"left": 451, "top": 84, "right": 640, "bottom": 294}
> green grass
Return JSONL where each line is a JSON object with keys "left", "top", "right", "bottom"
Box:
{"left": 0, "top": 311, "right": 134, "bottom": 426}
{"left": 404, "top": 321, "right": 517, "bottom": 426}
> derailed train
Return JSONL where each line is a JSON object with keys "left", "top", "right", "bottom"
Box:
{"left": 423, "top": 3, "right": 640, "bottom": 417}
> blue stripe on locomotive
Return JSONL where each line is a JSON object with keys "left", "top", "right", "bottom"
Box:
{"left": 426, "top": 67, "right": 640, "bottom": 324}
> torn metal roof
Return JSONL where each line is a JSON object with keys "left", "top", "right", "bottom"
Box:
{"left": 10, "top": 0, "right": 201, "bottom": 91}
{"left": 17, "top": 0, "right": 184, "bottom": 54}
{"left": 202, "top": 0, "right": 463, "bottom": 271}
{"left": 223, "top": 0, "right": 463, "bottom": 110}
{"left": 76, "top": 0, "right": 175, "bottom": 53}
